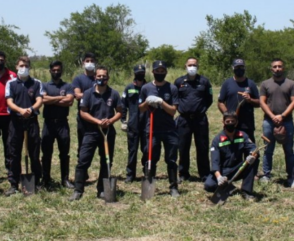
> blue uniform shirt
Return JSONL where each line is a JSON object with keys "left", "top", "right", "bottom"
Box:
{"left": 210, "top": 130, "right": 256, "bottom": 174}
{"left": 5, "top": 77, "right": 43, "bottom": 116}
{"left": 80, "top": 85, "right": 122, "bottom": 133}
{"left": 218, "top": 77, "right": 259, "bottom": 130}
{"left": 174, "top": 74, "right": 212, "bottom": 115}
{"left": 43, "top": 80, "right": 74, "bottom": 119}
{"left": 72, "top": 73, "right": 95, "bottom": 112}
{"left": 139, "top": 81, "right": 178, "bottom": 132}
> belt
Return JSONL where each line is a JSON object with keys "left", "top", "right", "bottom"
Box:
{"left": 180, "top": 113, "right": 205, "bottom": 119}
{"left": 45, "top": 118, "right": 67, "bottom": 123}
{"left": 13, "top": 115, "right": 37, "bottom": 121}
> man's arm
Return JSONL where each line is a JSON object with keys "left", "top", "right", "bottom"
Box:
{"left": 161, "top": 102, "right": 177, "bottom": 116}
{"left": 32, "top": 96, "right": 43, "bottom": 111}
{"left": 80, "top": 107, "right": 101, "bottom": 125}
{"left": 42, "top": 94, "right": 63, "bottom": 105}
{"left": 74, "top": 88, "right": 83, "bottom": 100}
{"left": 56, "top": 94, "right": 74, "bottom": 107}
{"left": 218, "top": 101, "right": 227, "bottom": 114}
{"left": 6, "top": 98, "right": 31, "bottom": 117}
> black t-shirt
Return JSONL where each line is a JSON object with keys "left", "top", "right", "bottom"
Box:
{"left": 42, "top": 80, "right": 74, "bottom": 119}
{"left": 218, "top": 77, "right": 259, "bottom": 130}
{"left": 139, "top": 81, "right": 178, "bottom": 132}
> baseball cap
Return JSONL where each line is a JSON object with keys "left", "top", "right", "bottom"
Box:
{"left": 152, "top": 60, "right": 167, "bottom": 70}
{"left": 133, "top": 64, "right": 145, "bottom": 73}
{"left": 232, "top": 59, "right": 245, "bottom": 67}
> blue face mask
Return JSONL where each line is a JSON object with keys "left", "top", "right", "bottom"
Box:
{"left": 96, "top": 78, "right": 108, "bottom": 86}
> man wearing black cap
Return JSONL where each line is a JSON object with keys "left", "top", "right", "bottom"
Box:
{"left": 121, "top": 64, "right": 148, "bottom": 183}
{"left": 139, "top": 60, "right": 180, "bottom": 197}
{"left": 174, "top": 57, "right": 213, "bottom": 183}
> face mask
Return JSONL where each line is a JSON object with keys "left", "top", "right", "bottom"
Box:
{"left": 135, "top": 74, "right": 145, "bottom": 81}
{"left": 51, "top": 72, "right": 62, "bottom": 80}
{"left": 273, "top": 71, "right": 284, "bottom": 78}
{"left": 0, "top": 63, "right": 5, "bottom": 71}
{"left": 154, "top": 73, "right": 166, "bottom": 82}
{"left": 234, "top": 69, "right": 245, "bottom": 77}
{"left": 96, "top": 78, "right": 108, "bottom": 86}
{"left": 18, "top": 67, "right": 29, "bottom": 78}
{"left": 84, "top": 62, "right": 95, "bottom": 71}
{"left": 187, "top": 66, "right": 197, "bottom": 76}
{"left": 224, "top": 123, "right": 236, "bottom": 133}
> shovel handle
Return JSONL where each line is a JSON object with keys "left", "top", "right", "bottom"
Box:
{"left": 24, "top": 131, "right": 29, "bottom": 174}
{"left": 147, "top": 111, "right": 154, "bottom": 174}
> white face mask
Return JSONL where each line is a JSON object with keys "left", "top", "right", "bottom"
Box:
{"left": 84, "top": 62, "right": 95, "bottom": 71}
{"left": 187, "top": 66, "right": 197, "bottom": 76}
{"left": 18, "top": 67, "right": 29, "bottom": 78}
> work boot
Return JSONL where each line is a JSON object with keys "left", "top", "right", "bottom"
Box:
{"left": 5, "top": 185, "right": 19, "bottom": 197}
{"left": 124, "top": 176, "right": 134, "bottom": 183}
{"left": 170, "top": 188, "right": 180, "bottom": 198}
{"left": 97, "top": 191, "right": 105, "bottom": 199}
{"left": 241, "top": 190, "right": 255, "bottom": 201}
{"left": 69, "top": 191, "right": 83, "bottom": 201}
{"left": 74, "top": 169, "right": 86, "bottom": 193}
{"left": 62, "top": 179, "right": 75, "bottom": 189}
{"left": 168, "top": 168, "right": 180, "bottom": 197}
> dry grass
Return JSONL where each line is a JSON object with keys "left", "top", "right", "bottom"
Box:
{"left": 0, "top": 69, "right": 292, "bottom": 240}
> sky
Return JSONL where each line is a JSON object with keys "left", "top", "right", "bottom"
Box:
{"left": 1, "top": 0, "right": 293, "bottom": 57}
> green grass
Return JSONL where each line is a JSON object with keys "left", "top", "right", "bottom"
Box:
{"left": 0, "top": 69, "right": 292, "bottom": 240}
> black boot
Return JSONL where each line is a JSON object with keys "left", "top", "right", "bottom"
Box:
{"left": 69, "top": 169, "right": 85, "bottom": 201}
{"left": 168, "top": 168, "right": 180, "bottom": 198}
{"left": 61, "top": 157, "right": 74, "bottom": 189}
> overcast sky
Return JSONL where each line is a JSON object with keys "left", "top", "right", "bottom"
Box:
{"left": 1, "top": 0, "right": 293, "bottom": 56}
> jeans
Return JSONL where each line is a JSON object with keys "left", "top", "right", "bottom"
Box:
{"left": 262, "top": 118, "right": 294, "bottom": 184}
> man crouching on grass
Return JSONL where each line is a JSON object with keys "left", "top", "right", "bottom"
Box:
{"left": 204, "top": 111, "right": 258, "bottom": 200}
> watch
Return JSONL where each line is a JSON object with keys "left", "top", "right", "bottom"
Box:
{"left": 281, "top": 114, "right": 286, "bottom": 119}
{"left": 30, "top": 107, "right": 34, "bottom": 112}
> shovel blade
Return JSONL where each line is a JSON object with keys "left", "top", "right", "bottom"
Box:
{"left": 103, "top": 177, "right": 117, "bottom": 203}
{"left": 210, "top": 183, "right": 236, "bottom": 205}
{"left": 21, "top": 174, "right": 35, "bottom": 196}
{"left": 141, "top": 177, "right": 156, "bottom": 201}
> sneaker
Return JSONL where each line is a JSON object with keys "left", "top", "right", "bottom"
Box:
{"left": 170, "top": 188, "right": 180, "bottom": 198}
{"left": 241, "top": 190, "right": 256, "bottom": 201}
{"left": 69, "top": 191, "right": 83, "bottom": 201}
{"left": 62, "top": 180, "right": 75, "bottom": 189}
{"left": 124, "top": 176, "right": 134, "bottom": 183}
{"left": 97, "top": 191, "right": 105, "bottom": 199}
{"left": 259, "top": 176, "right": 270, "bottom": 183}
{"left": 5, "top": 185, "right": 18, "bottom": 196}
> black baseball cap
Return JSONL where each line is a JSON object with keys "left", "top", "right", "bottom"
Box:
{"left": 232, "top": 58, "right": 245, "bottom": 67}
{"left": 152, "top": 60, "right": 167, "bottom": 70}
{"left": 133, "top": 64, "right": 145, "bottom": 73}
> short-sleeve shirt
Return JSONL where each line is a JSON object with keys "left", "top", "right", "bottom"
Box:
{"left": 5, "top": 77, "right": 43, "bottom": 116}
{"left": 218, "top": 77, "right": 259, "bottom": 130}
{"left": 260, "top": 77, "right": 294, "bottom": 121}
{"left": 139, "top": 81, "right": 178, "bottom": 132}
{"left": 43, "top": 80, "right": 74, "bottom": 119}
{"left": 174, "top": 74, "right": 213, "bottom": 115}
{"left": 80, "top": 85, "right": 122, "bottom": 133}
{"left": 0, "top": 68, "right": 17, "bottom": 115}
{"left": 72, "top": 73, "right": 95, "bottom": 112}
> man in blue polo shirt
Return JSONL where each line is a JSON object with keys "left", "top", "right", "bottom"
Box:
{"left": 139, "top": 60, "right": 180, "bottom": 197}
{"left": 69, "top": 65, "right": 122, "bottom": 201}
{"left": 121, "top": 64, "right": 147, "bottom": 183}
{"left": 72, "top": 52, "right": 96, "bottom": 159}
{"left": 41, "top": 60, "right": 74, "bottom": 189}
{"left": 5, "top": 56, "right": 43, "bottom": 196}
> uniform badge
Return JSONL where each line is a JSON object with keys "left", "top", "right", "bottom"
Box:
{"left": 60, "top": 90, "right": 66, "bottom": 96}
{"left": 107, "top": 98, "right": 113, "bottom": 106}
{"left": 122, "top": 92, "right": 126, "bottom": 98}
{"left": 164, "top": 93, "right": 171, "bottom": 101}
{"left": 28, "top": 88, "right": 34, "bottom": 97}
{"left": 210, "top": 147, "right": 215, "bottom": 151}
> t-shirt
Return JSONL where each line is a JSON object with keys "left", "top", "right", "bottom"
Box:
{"left": 260, "top": 77, "right": 294, "bottom": 120}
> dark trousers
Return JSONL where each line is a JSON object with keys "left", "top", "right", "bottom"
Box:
{"left": 177, "top": 115, "right": 210, "bottom": 179}
{"left": 7, "top": 117, "right": 42, "bottom": 185}
{"left": 0, "top": 115, "right": 11, "bottom": 169}
{"left": 41, "top": 119, "right": 70, "bottom": 182}
{"left": 76, "top": 115, "right": 86, "bottom": 158}
{"left": 145, "top": 130, "right": 178, "bottom": 189}
{"left": 126, "top": 129, "right": 147, "bottom": 178}
{"left": 204, "top": 160, "right": 258, "bottom": 193}
{"left": 74, "top": 128, "right": 115, "bottom": 193}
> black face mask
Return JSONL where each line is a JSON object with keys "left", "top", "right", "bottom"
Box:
{"left": 234, "top": 69, "right": 245, "bottom": 77}
{"left": 224, "top": 124, "right": 236, "bottom": 133}
{"left": 273, "top": 71, "right": 284, "bottom": 78}
{"left": 154, "top": 73, "right": 166, "bottom": 82}
{"left": 51, "top": 72, "right": 62, "bottom": 80}
{"left": 0, "top": 63, "right": 5, "bottom": 71}
{"left": 96, "top": 78, "right": 108, "bottom": 86}
{"left": 135, "top": 74, "right": 145, "bottom": 81}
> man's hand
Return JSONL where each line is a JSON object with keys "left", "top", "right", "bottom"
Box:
{"left": 146, "top": 96, "right": 163, "bottom": 108}
{"left": 121, "top": 121, "right": 128, "bottom": 132}
{"left": 246, "top": 155, "right": 256, "bottom": 165}
{"left": 19, "top": 108, "right": 32, "bottom": 118}
{"left": 217, "top": 175, "right": 228, "bottom": 186}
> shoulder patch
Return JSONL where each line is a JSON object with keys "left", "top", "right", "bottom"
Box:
{"left": 220, "top": 135, "right": 227, "bottom": 142}
{"left": 237, "top": 131, "right": 243, "bottom": 137}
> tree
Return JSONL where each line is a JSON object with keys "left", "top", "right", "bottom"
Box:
{"left": 45, "top": 4, "right": 148, "bottom": 75}
{"left": 0, "top": 20, "right": 31, "bottom": 71}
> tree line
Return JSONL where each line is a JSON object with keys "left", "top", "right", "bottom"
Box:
{"left": 1, "top": 4, "right": 294, "bottom": 84}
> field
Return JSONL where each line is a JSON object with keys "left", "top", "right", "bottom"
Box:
{"left": 0, "top": 68, "right": 293, "bottom": 240}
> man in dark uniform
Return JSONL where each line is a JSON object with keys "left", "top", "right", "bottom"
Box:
{"left": 5, "top": 56, "right": 43, "bottom": 196}
{"left": 69, "top": 66, "right": 122, "bottom": 201}
{"left": 41, "top": 60, "right": 74, "bottom": 189}
{"left": 204, "top": 111, "right": 258, "bottom": 199}
{"left": 0, "top": 51, "right": 17, "bottom": 170}
{"left": 72, "top": 52, "right": 96, "bottom": 158}
{"left": 121, "top": 64, "right": 147, "bottom": 183}
{"left": 139, "top": 60, "right": 180, "bottom": 197}
{"left": 174, "top": 57, "right": 213, "bottom": 182}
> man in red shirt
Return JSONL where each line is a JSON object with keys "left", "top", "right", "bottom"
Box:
{"left": 0, "top": 51, "right": 17, "bottom": 170}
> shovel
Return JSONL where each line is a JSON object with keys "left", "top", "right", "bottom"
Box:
{"left": 141, "top": 111, "right": 156, "bottom": 201}
{"left": 20, "top": 130, "right": 35, "bottom": 196}
{"left": 211, "top": 135, "right": 270, "bottom": 205}
{"left": 99, "top": 126, "right": 117, "bottom": 203}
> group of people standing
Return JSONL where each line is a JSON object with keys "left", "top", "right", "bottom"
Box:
{"left": 0, "top": 50, "right": 293, "bottom": 202}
